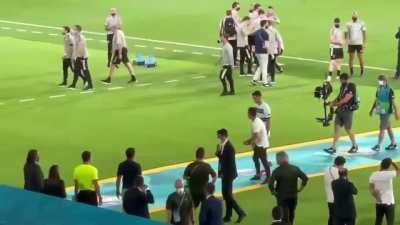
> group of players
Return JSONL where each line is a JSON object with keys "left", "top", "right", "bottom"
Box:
{"left": 60, "top": 8, "right": 136, "bottom": 91}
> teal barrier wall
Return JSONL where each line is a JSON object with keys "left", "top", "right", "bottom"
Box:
{"left": 0, "top": 185, "right": 166, "bottom": 225}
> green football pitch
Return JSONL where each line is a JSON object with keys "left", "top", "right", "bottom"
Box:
{"left": 1, "top": 0, "right": 400, "bottom": 224}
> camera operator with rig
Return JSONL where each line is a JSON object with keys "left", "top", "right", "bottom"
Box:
{"left": 324, "top": 73, "right": 359, "bottom": 154}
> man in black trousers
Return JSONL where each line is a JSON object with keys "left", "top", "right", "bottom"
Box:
{"left": 395, "top": 27, "right": 400, "bottom": 78}
{"left": 215, "top": 129, "right": 246, "bottom": 223}
{"left": 268, "top": 151, "right": 308, "bottom": 225}
{"left": 332, "top": 169, "right": 358, "bottom": 225}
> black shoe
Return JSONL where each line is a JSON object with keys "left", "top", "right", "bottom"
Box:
{"left": 348, "top": 146, "right": 358, "bottom": 154}
{"left": 101, "top": 77, "right": 111, "bottom": 84}
{"left": 236, "top": 213, "right": 247, "bottom": 223}
{"left": 128, "top": 75, "right": 137, "bottom": 83}
{"left": 67, "top": 84, "right": 76, "bottom": 89}
{"left": 385, "top": 144, "right": 397, "bottom": 151}
{"left": 371, "top": 145, "right": 380, "bottom": 152}
{"left": 58, "top": 82, "right": 67, "bottom": 86}
{"left": 228, "top": 91, "right": 235, "bottom": 95}
{"left": 220, "top": 92, "right": 228, "bottom": 96}
{"left": 323, "top": 147, "right": 336, "bottom": 154}
{"left": 223, "top": 217, "right": 231, "bottom": 223}
{"left": 250, "top": 175, "right": 261, "bottom": 181}
{"left": 82, "top": 86, "right": 93, "bottom": 91}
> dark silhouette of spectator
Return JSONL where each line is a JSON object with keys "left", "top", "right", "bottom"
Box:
{"left": 42, "top": 165, "right": 66, "bottom": 198}
{"left": 24, "top": 149, "right": 44, "bottom": 192}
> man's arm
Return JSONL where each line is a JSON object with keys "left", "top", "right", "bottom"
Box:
{"left": 209, "top": 165, "right": 217, "bottom": 184}
{"left": 166, "top": 209, "right": 172, "bottom": 224}
{"left": 350, "top": 182, "right": 358, "bottom": 195}
{"left": 265, "top": 118, "right": 271, "bottom": 135}
{"left": 116, "top": 175, "right": 122, "bottom": 199}
{"left": 268, "top": 171, "right": 277, "bottom": 195}
{"left": 392, "top": 98, "right": 400, "bottom": 120}
{"left": 244, "top": 131, "right": 259, "bottom": 146}
{"left": 331, "top": 92, "right": 353, "bottom": 107}
{"left": 392, "top": 161, "right": 400, "bottom": 176}
{"left": 145, "top": 190, "right": 155, "bottom": 204}
{"left": 74, "top": 180, "right": 79, "bottom": 200}
{"left": 94, "top": 180, "right": 103, "bottom": 205}
{"left": 369, "top": 99, "right": 377, "bottom": 116}
{"left": 362, "top": 30, "right": 367, "bottom": 48}
{"left": 297, "top": 168, "right": 309, "bottom": 192}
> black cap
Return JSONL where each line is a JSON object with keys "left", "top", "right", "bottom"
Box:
{"left": 334, "top": 18, "right": 340, "bottom": 23}
{"left": 339, "top": 73, "right": 349, "bottom": 80}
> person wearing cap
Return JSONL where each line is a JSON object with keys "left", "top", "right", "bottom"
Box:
{"left": 105, "top": 8, "right": 123, "bottom": 67}
{"left": 328, "top": 18, "right": 345, "bottom": 81}
{"left": 324, "top": 73, "right": 359, "bottom": 154}
{"left": 369, "top": 75, "right": 399, "bottom": 151}
{"left": 369, "top": 158, "right": 399, "bottom": 225}
{"left": 345, "top": 11, "right": 367, "bottom": 77}
{"left": 324, "top": 156, "right": 346, "bottom": 225}
{"left": 395, "top": 27, "right": 400, "bottom": 79}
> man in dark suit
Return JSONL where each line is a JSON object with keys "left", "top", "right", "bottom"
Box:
{"left": 199, "top": 183, "right": 223, "bottom": 225}
{"left": 271, "top": 206, "right": 289, "bottom": 225}
{"left": 215, "top": 129, "right": 246, "bottom": 223}
{"left": 332, "top": 169, "right": 357, "bottom": 225}
{"left": 123, "top": 176, "right": 154, "bottom": 218}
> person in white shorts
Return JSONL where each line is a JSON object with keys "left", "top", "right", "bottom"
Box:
{"left": 345, "top": 11, "right": 367, "bottom": 76}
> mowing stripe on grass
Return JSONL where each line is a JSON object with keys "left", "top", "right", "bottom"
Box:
{"left": 1, "top": 26, "right": 11, "bottom": 30}
{"left": 134, "top": 44, "right": 147, "bottom": 48}
{"left": 192, "top": 75, "right": 206, "bottom": 79}
{"left": 154, "top": 47, "right": 165, "bottom": 50}
{"left": 211, "top": 54, "right": 220, "bottom": 57}
{"left": 47, "top": 33, "right": 58, "bottom": 36}
{"left": 31, "top": 31, "right": 43, "bottom": 34}
{"left": 107, "top": 86, "right": 124, "bottom": 91}
{"left": 172, "top": 49, "right": 184, "bottom": 53}
{"left": 19, "top": 98, "right": 35, "bottom": 103}
{"left": 16, "top": 29, "right": 27, "bottom": 32}
{"left": 79, "top": 90, "right": 94, "bottom": 94}
{"left": 136, "top": 83, "right": 153, "bottom": 87}
{"left": 49, "top": 94, "right": 66, "bottom": 99}
{"left": 164, "top": 79, "right": 179, "bottom": 83}
{"left": 191, "top": 51, "right": 203, "bottom": 55}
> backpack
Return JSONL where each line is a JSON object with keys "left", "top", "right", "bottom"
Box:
{"left": 223, "top": 17, "right": 236, "bottom": 37}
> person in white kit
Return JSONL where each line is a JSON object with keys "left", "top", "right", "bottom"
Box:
{"left": 102, "top": 27, "right": 137, "bottom": 84}
{"left": 324, "top": 156, "right": 346, "bottom": 225}
{"left": 105, "top": 8, "right": 123, "bottom": 67}
{"left": 60, "top": 26, "right": 75, "bottom": 86}
{"left": 266, "top": 19, "right": 284, "bottom": 84}
{"left": 252, "top": 90, "right": 271, "bottom": 135}
{"left": 345, "top": 11, "right": 367, "bottom": 77}
{"left": 237, "top": 16, "right": 253, "bottom": 75}
{"left": 369, "top": 158, "right": 399, "bottom": 225}
{"left": 328, "top": 18, "right": 345, "bottom": 81}
{"left": 244, "top": 107, "right": 270, "bottom": 184}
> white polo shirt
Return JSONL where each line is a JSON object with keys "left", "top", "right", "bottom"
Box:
{"left": 105, "top": 15, "right": 123, "bottom": 35}
{"left": 346, "top": 20, "right": 366, "bottom": 45}
{"left": 324, "top": 166, "right": 339, "bottom": 203}
{"left": 112, "top": 29, "right": 128, "bottom": 52}
{"left": 64, "top": 33, "right": 75, "bottom": 58}
{"left": 255, "top": 102, "right": 271, "bottom": 120}
{"left": 73, "top": 33, "right": 88, "bottom": 58}
{"left": 330, "top": 27, "right": 344, "bottom": 48}
{"left": 237, "top": 23, "right": 249, "bottom": 47}
{"left": 369, "top": 170, "right": 396, "bottom": 205}
{"left": 252, "top": 117, "right": 269, "bottom": 148}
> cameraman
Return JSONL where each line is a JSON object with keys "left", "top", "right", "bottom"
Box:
{"left": 324, "top": 73, "right": 359, "bottom": 154}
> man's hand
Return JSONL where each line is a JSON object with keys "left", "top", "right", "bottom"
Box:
{"left": 116, "top": 190, "right": 120, "bottom": 199}
{"left": 98, "top": 196, "right": 103, "bottom": 205}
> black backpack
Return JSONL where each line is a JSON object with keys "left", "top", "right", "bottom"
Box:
{"left": 223, "top": 17, "right": 236, "bottom": 37}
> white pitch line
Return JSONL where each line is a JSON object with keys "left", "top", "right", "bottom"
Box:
{"left": 86, "top": 38, "right": 94, "bottom": 41}
{"left": 16, "top": 29, "right": 27, "bottom": 32}
{"left": 211, "top": 54, "right": 220, "bottom": 57}
{"left": 135, "top": 44, "right": 147, "bottom": 48}
{"left": 31, "top": 31, "right": 43, "bottom": 34}
{"left": 80, "top": 90, "right": 94, "bottom": 94}
{"left": 154, "top": 47, "right": 165, "bottom": 50}
{"left": 164, "top": 80, "right": 179, "bottom": 83}
{"left": 19, "top": 98, "right": 35, "bottom": 103}
{"left": 136, "top": 83, "right": 152, "bottom": 87}
{"left": 192, "top": 75, "right": 206, "bottom": 79}
{"left": 173, "top": 49, "right": 185, "bottom": 53}
{"left": 49, "top": 94, "right": 66, "bottom": 99}
{"left": 191, "top": 52, "right": 203, "bottom": 55}
{"left": 1, "top": 26, "right": 11, "bottom": 30}
{"left": 48, "top": 33, "right": 58, "bottom": 36}
{"left": 107, "top": 86, "right": 124, "bottom": 91}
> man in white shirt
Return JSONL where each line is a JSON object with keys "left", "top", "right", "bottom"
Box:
{"left": 102, "top": 27, "right": 137, "bottom": 84}
{"left": 345, "top": 11, "right": 367, "bottom": 77}
{"left": 252, "top": 90, "right": 271, "bottom": 134}
{"left": 324, "top": 156, "right": 346, "bottom": 225}
{"left": 60, "top": 26, "right": 75, "bottom": 86}
{"left": 266, "top": 19, "right": 284, "bottom": 84}
{"left": 244, "top": 107, "right": 270, "bottom": 184}
{"left": 328, "top": 18, "right": 345, "bottom": 80}
{"left": 369, "top": 158, "right": 399, "bottom": 225}
{"left": 105, "top": 8, "right": 123, "bottom": 67}
{"left": 69, "top": 25, "right": 93, "bottom": 90}
{"left": 237, "top": 16, "right": 253, "bottom": 75}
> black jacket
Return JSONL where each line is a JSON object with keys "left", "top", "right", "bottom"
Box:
{"left": 123, "top": 187, "right": 154, "bottom": 218}
{"left": 24, "top": 163, "right": 44, "bottom": 192}
{"left": 199, "top": 196, "right": 223, "bottom": 225}
{"left": 332, "top": 178, "right": 357, "bottom": 219}
{"left": 216, "top": 140, "right": 238, "bottom": 181}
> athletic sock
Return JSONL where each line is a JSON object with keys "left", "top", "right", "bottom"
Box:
{"left": 350, "top": 67, "right": 354, "bottom": 76}
{"left": 360, "top": 67, "right": 364, "bottom": 76}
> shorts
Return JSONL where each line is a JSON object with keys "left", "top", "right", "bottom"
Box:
{"left": 380, "top": 114, "right": 392, "bottom": 130}
{"left": 335, "top": 110, "right": 353, "bottom": 130}
{"left": 76, "top": 190, "right": 98, "bottom": 206}
{"left": 330, "top": 48, "right": 344, "bottom": 60}
{"left": 112, "top": 47, "right": 129, "bottom": 64}
{"left": 348, "top": 45, "right": 363, "bottom": 54}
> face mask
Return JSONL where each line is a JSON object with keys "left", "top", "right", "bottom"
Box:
{"left": 334, "top": 24, "right": 340, "bottom": 28}
{"left": 177, "top": 188, "right": 184, "bottom": 194}
{"left": 378, "top": 80, "right": 385, "bottom": 86}
{"left": 352, "top": 17, "right": 357, "bottom": 22}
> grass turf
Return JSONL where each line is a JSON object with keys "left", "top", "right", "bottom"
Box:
{"left": 1, "top": 0, "right": 400, "bottom": 224}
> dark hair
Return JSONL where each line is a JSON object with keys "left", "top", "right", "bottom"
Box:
{"left": 334, "top": 17, "right": 340, "bottom": 23}
{"left": 242, "top": 16, "right": 250, "bottom": 22}
{"left": 339, "top": 73, "right": 349, "bottom": 80}
{"left": 272, "top": 206, "right": 283, "bottom": 220}
{"left": 258, "top": 9, "right": 265, "bottom": 15}
{"left": 81, "top": 151, "right": 91, "bottom": 162}
{"left": 134, "top": 175, "right": 144, "bottom": 186}
{"left": 232, "top": 1, "right": 240, "bottom": 8}
{"left": 48, "top": 165, "right": 61, "bottom": 180}
{"left": 334, "top": 156, "right": 346, "bottom": 166}
{"left": 63, "top": 26, "right": 70, "bottom": 32}
{"left": 217, "top": 128, "right": 228, "bottom": 137}
{"left": 268, "top": 5, "right": 274, "bottom": 9}
{"left": 260, "top": 20, "right": 268, "bottom": 28}
{"left": 339, "top": 168, "right": 348, "bottom": 178}
{"left": 381, "top": 158, "right": 392, "bottom": 170}
{"left": 26, "top": 149, "right": 38, "bottom": 164}
{"left": 276, "top": 151, "right": 288, "bottom": 159}
{"left": 254, "top": 3, "right": 261, "bottom": 10}
{"left": 206, "top": 182, "right": 215, "bottom": 194}
{"left": 125, "top": 147, "right": 135, "bottom": 159}
{"left": 74, "top": 25, "right": 82, "bottom": 31}
{"left": 196, "top": 147, "right": 205, "bottom": 159}
{"left": 226, "top": 10, "right": 232, "bottom": 16}
{"left": 252, "top": 90, "right": 262, "bottom": 97}
{"left": 248, "top": 107, "right": 257, "bottom": 117}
